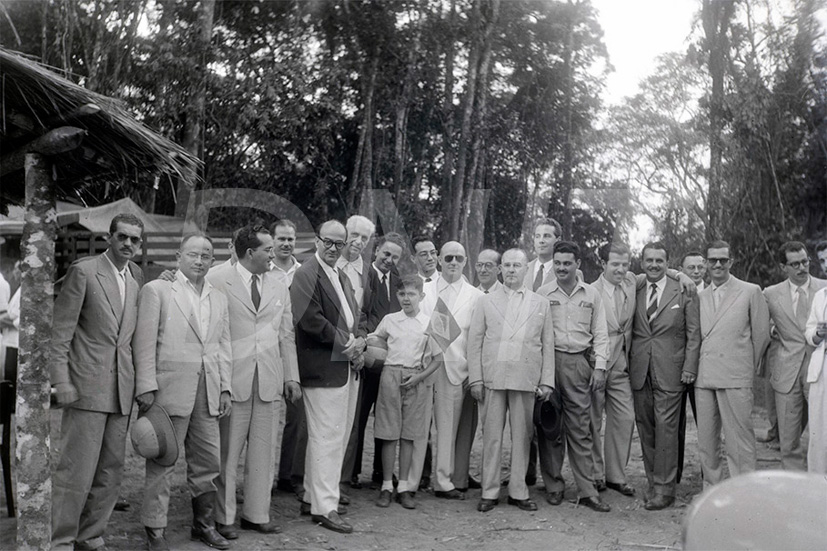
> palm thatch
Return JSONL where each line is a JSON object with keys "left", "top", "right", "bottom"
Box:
{"left": 0, "top": 47, "right": 199, "bottom": 206}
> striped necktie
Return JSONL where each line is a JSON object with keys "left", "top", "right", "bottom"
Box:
{"left": 646, "top": 283, "right": 658, "bottom": 323}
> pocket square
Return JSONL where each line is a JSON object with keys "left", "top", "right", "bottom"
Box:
{"left": 671, "top": 304, "right": 680, "bottom": 309}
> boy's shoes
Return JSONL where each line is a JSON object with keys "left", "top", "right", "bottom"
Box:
{"left": 396, "top": 491, "right": 416, "bottom": 509}
{"left": 240, "top": 518, "right": 282, "bottom": 534}
{"left": 434, "top": 489, "right": 466, "bottom": 500}
{"left": 507, "top": 497, "right": 538, "bottom": 511}
{"left": 311, "top": 511, "right": 353, "bottom": 534}
{"left": 477, "top": 498, "right": 498, "bottom": 513}
{"left": 545, "top": 491, "right": 564, "bottom": 506}
{"left": 576, "top": 496, "right": 611, "bottom": 513}
{"left": 376, "top": 490, "right": 392, "bottom": 508}
{"left": 606, "top": 481, "right": 635, "bottom": 496}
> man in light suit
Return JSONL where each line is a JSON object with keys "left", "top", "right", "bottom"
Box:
{"left": 209, "top": 224, "right": 301, "bottom": 537}
{"left": 805, "top": 281, "right": 827, "bottom": 473}
{"left": 763, "top": 241, "right": 827, "bottom": 470}
{"left": 51, "top": 214, "right": 145, "bottom": 550}
{"left": 468, "top": 248, "right": 555, "bottom": 513}
{"left": 630, "top": 242, "right": 701, "bottom": 510}
{"left": 134, "top": 235, "right": 233, "bottom": 550}
{"left": 475, "top": 249, "right": 502, "bottom": 294}
{"left": 696, "top": 240, "right": 770, "bottom": 487}
{"left": 419, "top": 241, "right": 483, "bottom": 500}
{"left": 291, "top": 220, "right": 365, "bottom": 534}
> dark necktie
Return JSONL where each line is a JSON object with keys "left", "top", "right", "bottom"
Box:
{"left": 533, "top": 267, "right": 544, "bottom": 292}
{"left": 646, "top": 283, "right": 658, "bottom": 322}
{"left": 425, "top": 277, "right": 432, "bottom": 282}
{"left": 251, "top": 274, "right": 261, "bottom": 311}
{"left": 381, "top": 273, "right": 388, "bottom": 301}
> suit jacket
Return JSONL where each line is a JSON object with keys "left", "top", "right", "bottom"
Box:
{"left": 291, "top": 254, "right": 361, "bottom": 388}
{"left": 50, "top": 253, "right": 141, "bottom": 415}
{"left": 763, "top": 277, "right": 827, "bottom": 393}
{"left": 629, "top": 277, "right": 701, "bottom": 392}
{"left": 207, "top": 262, "right": 299, "bottom": 402}
{"left": 362, "top": 265, "right": 401, "bottom": 335}
{"left": 421, "top": 275, "right": 483, "bottom": 385}
{"left": 467, "top": 286, "right": 555, "bottom": 391}
{"left": 133, "top": 276, "right": 233, "bottom": 417}
{"left": 590, "top": 273, "right": 637, "bottom": 368}
{"left": 805, "top": 287, "right": 827, "bottom": 383}
{"left": 697, "top": 276, "right": 771, "bottom": 389}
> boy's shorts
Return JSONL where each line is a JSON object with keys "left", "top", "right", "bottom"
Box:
{"left": 374, "top": 365, "right": 432, "bottom": 441}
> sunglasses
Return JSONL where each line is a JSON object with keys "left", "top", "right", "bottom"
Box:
{"left": 114, "top": 232, "right": 142, "bottom": 245}
{"left": 317, "top": 236, "right": 346, "bottom": 250}
{"left": 443, "top": 255, "right": 465, "bottom": 263}
{"left": 708, "top": 257, "right": 730, "bottom": 265}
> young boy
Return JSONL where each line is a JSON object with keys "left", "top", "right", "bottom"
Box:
{"left": 369, "top": 275, "right": 442, "bottom": 509}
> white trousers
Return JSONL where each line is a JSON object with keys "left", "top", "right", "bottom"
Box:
{"left": 808, "top": 371, "right": 827, "bottom": 474}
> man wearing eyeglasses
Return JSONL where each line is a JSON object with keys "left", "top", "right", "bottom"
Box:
{"left": 763, "top": 241, "right": 827, "bottom": 470}
{"left": 475, "top": 249, "right": 502, "bottom": 294}
{"left": 412, "top": 237, "right": 439, "bottom": 282}
{"left": 291, "top": 220, "right": 365, "bottom": 534}
{"left": 695, "top": 240, "right": 770, "bottom": 487}
{"left": 51, "top": 214, "right": 145, "bottom": 550}
{"left": 133, "top": 234, "right": 233, "bottom": 550}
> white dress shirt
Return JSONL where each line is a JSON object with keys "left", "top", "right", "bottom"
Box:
{"left": 319, "top": 253, "right": 355, "bottom": 330}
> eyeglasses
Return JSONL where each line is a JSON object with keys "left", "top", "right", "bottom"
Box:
{"left": 113, "top": 232, "right": 142, "bottom": 245}
{"left": 786, "top": 258, "right": 810, "bottom": 269}
{"left": 416, "top": 250, "right": 437, "bottom": 258}
{"left": 317, "top": 236, "right": 346, "bottom": 250}
{"left": 184, "top": 252, "right": 213, "bottom": 262}
{"left": 708, "top": 257, "right": 730, "bottom": 266}
{"left": 443, "top": 255, "right": 465, "bottom": 263}
{"left": 475, "top": 262, "right": 497, "bottom": 270}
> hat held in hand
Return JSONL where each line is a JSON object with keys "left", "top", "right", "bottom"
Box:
{"left": 534, "top": 388, "right": 564, "bottom": 446}
{"left": 130, "top": 402, "right": 179, "bottom": 467}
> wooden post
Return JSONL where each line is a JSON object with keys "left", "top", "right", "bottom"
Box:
{"left": 16, "top": 153, "right": 57, "bottom": 550}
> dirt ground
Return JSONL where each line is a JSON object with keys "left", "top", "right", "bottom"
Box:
{"left": 1, "top": 401, "right": 782, "bottom": 551}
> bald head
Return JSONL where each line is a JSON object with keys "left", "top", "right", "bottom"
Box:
{"left": 439, "top": 241, "right": 466, "bottom": 283}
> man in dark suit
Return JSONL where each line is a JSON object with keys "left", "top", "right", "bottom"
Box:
{"left": 343, "top": 232, "right": 407, "bottom": 487}
{"left": 630, "top": 242, "right": 701, "bottom": 510}
{"left": 50, "top": 214, "right": 145, "bottom": 550}
{"left": 291, "top": 220, "right": 365, "bottom": 534}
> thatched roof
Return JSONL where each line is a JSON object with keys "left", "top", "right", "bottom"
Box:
{"left": 0, "top": 47, "right": 199, "bottom": 206}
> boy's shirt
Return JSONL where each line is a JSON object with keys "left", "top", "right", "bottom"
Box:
{"left": 371, "top": 310, "right": 435, "bottom": 369}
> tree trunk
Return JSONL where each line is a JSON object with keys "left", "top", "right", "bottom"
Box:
{"left": 440, "top": 0, "right": 456, "bottom": 240}
{"left": 557, "top": 0, "right": 576, "bottom": 239}
{"left": 351, "top": 54, "right": 379, "bottom": 216}
{"left": 16, "top": 153, "right": 57, "bottom": 551}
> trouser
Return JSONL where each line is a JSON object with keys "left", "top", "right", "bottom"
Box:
{"left": 142, "top": 372, "right": 220, "bottom": 527}
{"left": 633, "top": 375, "right": 682, "bottom": 497}
{"left": 589, "top": 353, "right": 635, "bottom": 484}
{"left": 539, "top": 351, "right": 598, "bottom": 499}
{"left": 808, "top": 371, "right": 827, "bottom": 474}
{"left": 695, "top": 386, "right": 756, "bottom": 488}
{"left": 432, "top": 368, "right": 478, "bottom": 492}
{"left": 342, "top": 367, "right": 382, "bottom": 481}
{"left": 775, "top": 374, "right": 808, "bottom": 471}
{"left": 480, "top": 389, "right": 533, "bottom": 500}
{"left": 277, "top": 395, "right": 307, "bottom": 488}
{"left": 406, "top": 398, "right": 435, "bottom": 490}
{"left": 215, "top": 372, "right": 279, "bottom": 525}
{"left": 52, "top": 408, "right": 128, "bottom": 548}
{"left": 303, "top": 370, "right": 359, "bottom": 515}
{"left": 677, "top": 382, "right": 698, "bottom": 483}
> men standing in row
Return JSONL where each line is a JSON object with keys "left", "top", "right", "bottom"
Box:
{"left": 51, "top": 214, "right": 144, "bottom": 549}
{"left": 630, "top": 242, "right": 700, "bottom": 510}
{"left": 537, "top": 241, "right": 611, "bottom": 512}
{"left": 291, "top": 220, "right": 365, "bottom": 534}
{"left": 695, "top": 240, "right": 770, "bottom": 487}
{"left": 134, "top": 235, "right": 233, "bottom": 550}
{"left": 211, "top": 224, "right": 301, "bottom": 537}
{"left": 763, "top": 241, "right": 827, "bottom": 470}
{"left": 468, "top": 248, "right": 555, "bottom": 513}
{"left": 475, "top": 249, "right": 502, "bottom": 294}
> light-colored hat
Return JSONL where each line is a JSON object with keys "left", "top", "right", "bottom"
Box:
{"left": 130, "top": 403, "right": 179, "bottom": 467}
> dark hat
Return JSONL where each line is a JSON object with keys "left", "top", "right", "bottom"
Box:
{"left": 534, "top": 389, "right": 564, "bottom": 445}
{"left": 130, "top": 403, "right": 179, "bottom": 467}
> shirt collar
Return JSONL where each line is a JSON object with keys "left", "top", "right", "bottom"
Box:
{"left": 235, "top": 261, "right": 255, "bottom": 286}
{"left": 546, "top": 277, "right": 586, "bottom": 296}
{"left": 316, "top": 252, "right": 338, "bottom": 278}
{"left": 788, "top": 277, "right": 810, "bottom": 294}
{"left": 271, "top": 256, "right": 299, "bottom": 274}
{"left": 336, "top": 255, "right": 363, "bottom": 274}
{"left": 437, "top": 275, "right": 463, "bottom": 293}
{"left": 504, "top": 284, "right": 526, "bottom": 297}
{"left": 177, "top": 269, "right": 211, "bottom": 298}
{"left": 412, "top": 309, "right": 430, "bottom": 326}
{"left": 373, "top": 264, "right": 389, "bottom": 279}
{"left": 648, "top": 276, "right": 666, "bottom": 292}
{"left": 711, "top": 276, "right": 731, "bottom": 292}
{"left": 600, "top": 274, "right": 620, "bottom": 295}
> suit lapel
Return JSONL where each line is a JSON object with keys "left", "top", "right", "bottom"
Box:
{"left": 96, "top": 255, "right": 123, "bottom": 323}
{"left": 257, "top": 271, "right": 277, "bottom": 311}
{"left": 596, "top": 279, "right": 621, "bottom": 333}
{"left": 508, "top": 293, "right": 534, "bottom": 337}
{"left": 776, "top": 284, "right": 796, "bottom": 326}
{"left": 656, "top": 282, "right": 679, "bottom": 318}
{"left": 707, "top": 280, "right": 743, "bottom": 330}
{"left": 225, "top": 267, "right": 257, "bottom": 314}
{"left": 172, "top": 279, "right": 203, "bottom": 342}
{"left": 339, "top": 269, "right": 359, "bottom": 331}
{"left": 119, "top": 266, "right": 138, "bottom": 337}
{"left": 205, "top": 288, "right": 222, "bottom": 343}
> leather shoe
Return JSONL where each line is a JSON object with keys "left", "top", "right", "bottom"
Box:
{"left": 396, "top": 491, "right": 416, "bottom": 509}
{"left": 191, "top": 526, "right": 230, "bottom": 550}
{"left": 525, "top": 475, "right": 537, "bottom": 487}
{"left": 240, "top": 517, "right": 282, "bottom": 534}
{"left": 349, "top": 475, "right": 363, "bottom": 489}
{"left": 434, "top": 489, "right": 466, "bottom": 500}
{"left": 477, "top": 498, "right": 498, "bottom": 512}
{"left": 376, "top": 489, "right": 392, "bottom": 508}
{"left": 593, "top": 479, "right": 607, "bottom": 492}
{"left": 644, "top": 495, "right": 675, "bottom": 511}
{"left": 577, "top": 496, "right": 611, "bottom": 512}
{"left": 114, "top": 498, "right": 130, "bottom": 512}
{"left": 339, "top": 493, "right": 351, "bottom": 505}
{"left": 301, "top": 501, "right": 347, "bottom": 516}
{"left": 311, "top": 511, "right": 353, "bottom": 534}
{"left": 145, "top": 527, "right": 168, "bottom": 551}
{"left": 606, "top": 481, "right": 635, "bottom": 496}
{"left": 545, "top": 491, "right": 564, "bottom": 506}
{"left": 214, "top": 523, "right": 238, "bottom": 540}
{"left": 468, "top": 476, "right": 482, "bottom": 489}
{"left": 507, "top": 497, "right": 538, "bottom": 511}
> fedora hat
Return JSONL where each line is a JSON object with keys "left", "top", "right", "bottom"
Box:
{"left": 534, "top": 389, "right": 564, "bottom": 446}
{"left": 130, "top": 403, "right": 179, "bottom": 467}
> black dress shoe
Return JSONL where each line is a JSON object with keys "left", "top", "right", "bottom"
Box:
{"left": 114, "top": 498, "right": 130, "bottom": 512}
{"left": 644, "top": 495, "right": 675, "bottom": 511}
{"left": 240, "top": 518, "right": 282, "bottom": 534}
{"left": 577, "top": 496, "right": 611, "bottom": 512}
{"left": 468, "top": 476, "right": 482, "bottom": 489}
{"left": 593, "top": 479, "right": 607, "bottom": 492}
{"left": 311, "top": 511, "right": 353, "bottom": 534}
{"left": 477, "top": 498, "right": 498, "bottom": 512}
{"left": 545, "top": 491, "right": 564, "bottom": 506}
{"left": 349, "top": 475, "right": 363, "bottom": 489}
{"left": 215, "top": 523, "right": 238, "bottom": 540}
{"left": 507, "top": 497, "right": 538, "bottom": 511}
{"left": 606, "top": 481, "right": 635, "bottom": 496}
{"left": 525, "top": 475, "right": 537, "bottom": 486}
{"left": 434, "top": 489, "right": 466, "bottom": 500}
{"left": 339, "top": 493, "right": 351, "bottom": 505}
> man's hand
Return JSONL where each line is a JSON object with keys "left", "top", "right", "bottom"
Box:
{"left": 218, "top": 391, "right": 232, "bottom": 418}
{"left": 536, "top": 384, "right": 554, "bottom": 402}
{"left": 676, "top": 272, "right": 697, "bottom": 297}
{"left": 401, "top": 373, "right": 423, "bottom": 389}
{"left": 156, "top": 270, "right": 176, "bottom": 282}
{"left": 470, "top": 383, "right": 485, "bottom": 403}
{"left": 590, "top": 369, "right": 607, "bottom": 392}
{"left": 284, "top": 381, "right": 302, "bottom": 403}
{"left": 54, "top": 382, "right": 79, "bottom": 407}
{"left": 343, "top": 336, "right": 366, "bottom": 360}
{"left": 681, "top": 371, "right": 696, "bottom": 385}
{"left": 136, "top": 391, "right": 155, "bottom": 414}
{"left": 815, "top": 322, "right": 827, "bottom": 345}
{"left": 351, "top": 354, "right": 365, "bottom": 372}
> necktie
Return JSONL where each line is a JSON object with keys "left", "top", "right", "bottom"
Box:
{"left": 484, "top": 290, "right": 489, "bottom": 294}
{"left": 712, "top": 286, "right": 720, "bottom": 312}
{"left": 251, "top": 274, "right": 261, "bottom": 310}
{"left": 425, "top": 277, "right": 432, "bottom": 283}
{"left": 381, "top": 273, "right": 388, "bottom": 301}
{"left": 646, "top": 283, "right": 658, "bottom": 323}
{"left": 614, "top": 286, "right": 624, "bottom": 320}
{"left": 533, "top": 266, "right": 544, "bottom": 292}
{"left": 795, "top": 287, "right": 807, "bottom": 325}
